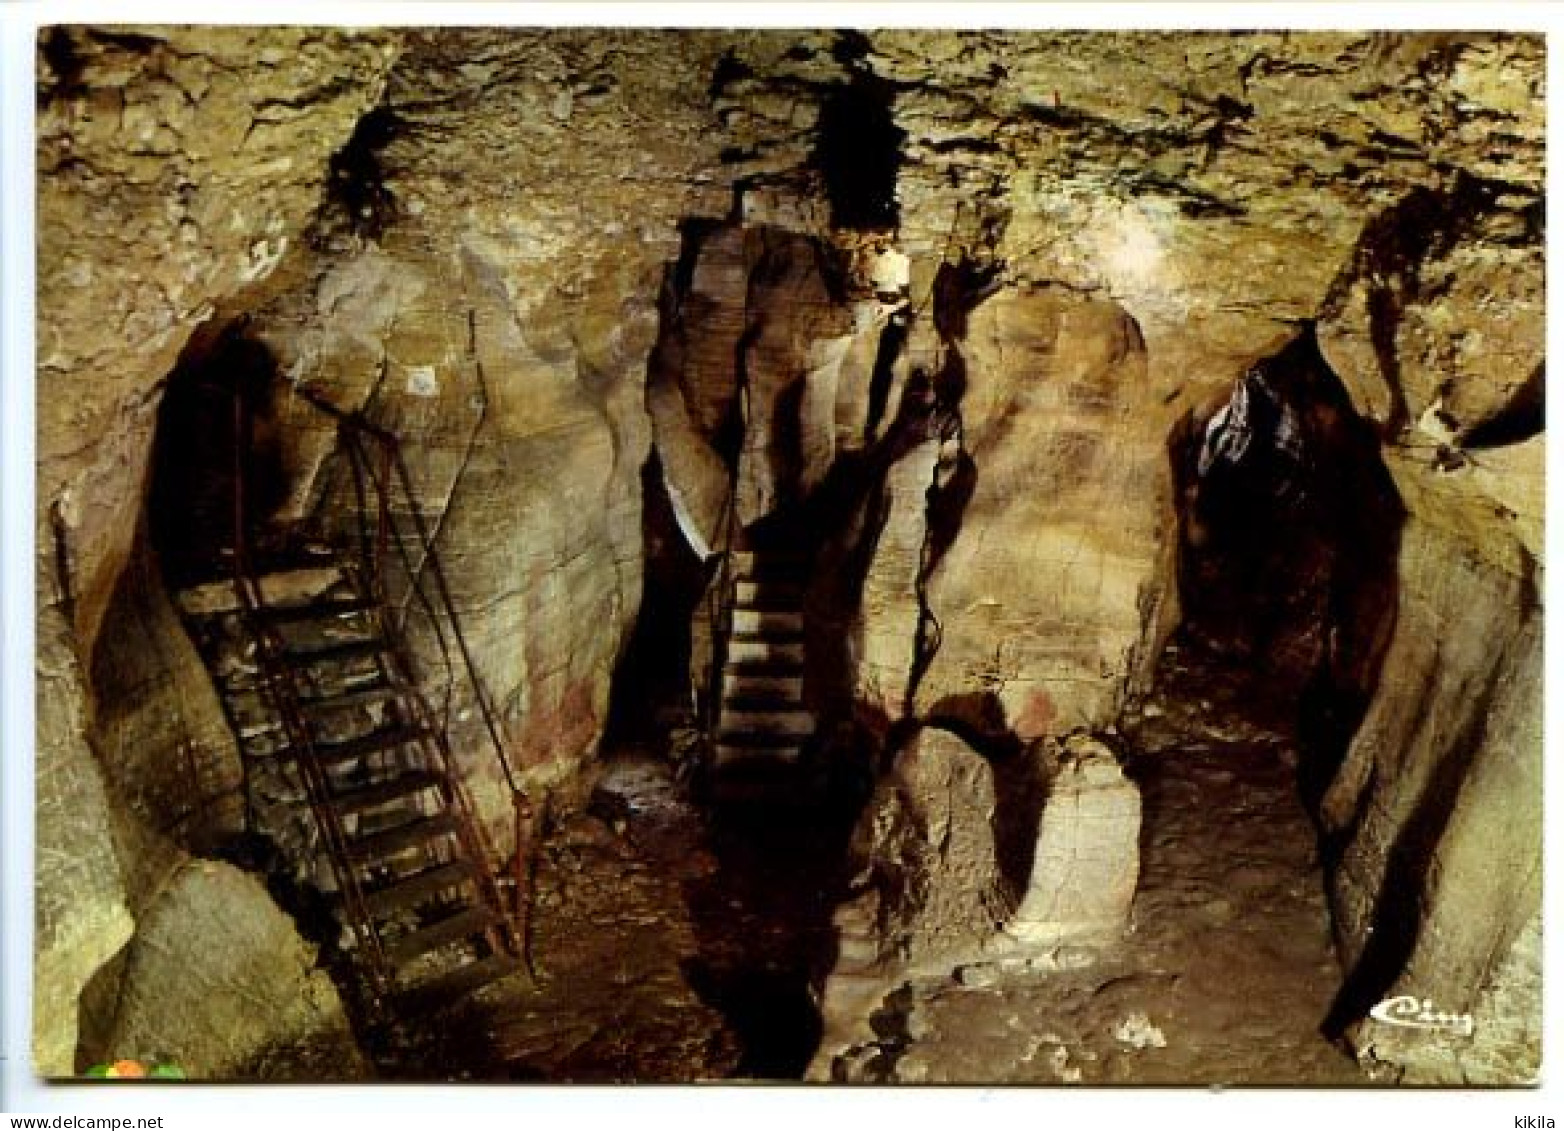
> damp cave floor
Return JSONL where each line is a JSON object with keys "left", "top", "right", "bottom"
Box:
{"left": 823, "top": 645, "right": 1367, "bottom": 1085}
{"left": 389, "top": 646, "right": 1366, "bottom": 1086}
{"left": 394, "top": 753, "right": 852, "bottom": 1082}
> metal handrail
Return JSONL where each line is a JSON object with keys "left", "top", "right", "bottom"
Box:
{"left": 334, "top": 422, "right": 523, "bottom": 958}
{"left": 227, "top": 380, "right": 532, "bottom": 987}
{"left": 228, "top": 390, "right": 394, "bottom": 994}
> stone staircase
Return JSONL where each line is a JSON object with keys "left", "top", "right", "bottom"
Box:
{"left": 709, "top": 548, "right": 817, "bottom": 802}
{"left": 176, "top": 544, "right": 522, "bottom": 1014}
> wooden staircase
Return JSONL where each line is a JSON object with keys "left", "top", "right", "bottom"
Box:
{"left": 708, "top": 548, "right": 818, "bottom": 802}
{"left": 177, "top": 542, "right": 523, "bottom": 1014}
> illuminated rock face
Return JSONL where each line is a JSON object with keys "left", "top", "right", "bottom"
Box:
{"left": 1004, "top": 734, "right": 1141, "bottom": 946}
{"left": 35, "top": 28, "right": 1541, "bottom": 1082}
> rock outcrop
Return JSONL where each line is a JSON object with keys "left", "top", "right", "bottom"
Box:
{"left": 1308, "top": 115, "right": 1543, "bottom": 1080}
{"left": 93, "top": 860, "right": 367, "bottom": 1080}
{"left": 839, "top": 726, "right": 1012, "bottom": 969}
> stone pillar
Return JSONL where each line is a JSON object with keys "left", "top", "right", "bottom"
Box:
{"left": 1005, "top": 733, "right": 1141, "bottom": 945}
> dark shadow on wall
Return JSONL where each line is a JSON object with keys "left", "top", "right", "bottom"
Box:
{"left": 680, "top": 793, "right": 862, "bottom": 1079}
{"left": 147, "top": 324, "right": 291, "bottom": 588}
{"left": 813, "top": 32, "right": 905, "bottom": 232}
{"left": 1167, "top": 324, "right": 1405, "bottom": 814}
{"left": 602, "top": 453, "right": 711, "bottom": 745}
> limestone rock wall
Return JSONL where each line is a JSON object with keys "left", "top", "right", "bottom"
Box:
{"left": 1317, "top": 465, "right": 1542, "bottom": 1080}
{"left": 35, "top": 26, "right": 398, "bottom": 1076}
{"left": 1309, "top": 123, "right": 1543, "bottom": 1077}
{"left": 911, "top": 287, "right": 1171, "bottom": 737}
{"left": 243, "top": 31, "right": 740, "bottom": 845}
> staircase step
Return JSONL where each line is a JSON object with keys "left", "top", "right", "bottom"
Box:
{"left": 230, "top": 542, "right": 340, "bottom": 571}
{"left": 729, "top": 609, "right": 804, "bottom": 635}
{"left": 255, "top": 596, "right": 376, "bottom": 626}
{"left": 722, "top": 692, "right": 808, "bottom": 715}
{"left": 281, "top": 637, "right": 385, "bottom": 665}
{"left": 732, "top": 579, "right": 805, "bottom": 609}
{"left": 178, "top": 566, "right": 344, "bottom": 616}
{"left": 333, "top": 769, "right": 444, "bottom": 817}
{"left": 714, "top": 726, "right": 809, "bottom": 749}
{"left": 714, "top": 743, "right": 803, "bottom": 768}
{"left": 396, "top": 954, "right": 523, "bottom": 1013}
{"left": 386, "top": 905, "right": 498, "bottom": 966}
{"left": 363, "top": 860, "right": 475, "bottom": 917}
{"left": 727, "top": 657, "right": 806, "bottom": 681}
{"left": 709, "top": 768, "right": 815, "bottom": 806}
{"left": 238, "top": 718, "right": 285, "bottom": 742}
{"left": 346, "top": 813, "right": 458, "bottom": 862}
{"left": 731, "top": 565, "right": 808, "bottom": 586}
{"left": 727, "top": 548, "right": 806, "bottom": 567}
{"left": 722, "top": 671, "right": 805, "bottom": 700}
{"left": 727, "top": 550, "right": 808, "bottom": 582}
{"left": 297, "top": 682, "right": 400, "bottom": 713}
{"left": 725, "top": 636, "right": 805, "bottom": 665}
{"left": 716, "top": 707, "right": 815, "bottom": 738}
{"left": 304, "top": 723, "right": 426, "bottom": 770}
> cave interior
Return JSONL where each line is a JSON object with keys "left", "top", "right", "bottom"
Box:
{"left": 34, "top": 26, "right": 1543, "bottom": 1087}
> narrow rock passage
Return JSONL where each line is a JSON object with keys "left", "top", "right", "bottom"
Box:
{"left": 1110, "top": 645, "right": 1365, "bottom": 1085}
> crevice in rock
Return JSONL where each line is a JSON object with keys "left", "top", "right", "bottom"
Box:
{"left": 813, "top": 40, "right": 905, "bottom": 232}
{"left": 1170, "top": 325, "right": 1404, "bottom": 773}
{"left": 707, "top": 49, "right": 755, "bottom": 102}
{"left": 37, "top": 27, "right": 88, "bottom": 106}
{"left": 315, "top": 104, "right": 402, "bottom": 245}
{"left": 902, "top": 256, "right": 1001, "bottom": 719}
{"left": 1460, "top": 362, "right": 1544, "bottom": 450}
{"left": 48, "top": 500, "right": 76, "bottom": 620}
{"left": 148, "top": 322, "right": 292, "bottom": 590}
{"left": 862, "top": 310, "right": 909, "bottom": 444}
{"left": 603, "top": 453, "right": 709, "bottom": 746}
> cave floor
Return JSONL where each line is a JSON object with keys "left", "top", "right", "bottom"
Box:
{"left": 823, "top": 646, "right": 1367, "bottom": 1085}
{"left": 390, "top": 753, "right": 852, "bottom": 1082}
{"left": 389, "top": 647, "right": 1365, "bottom": 1085}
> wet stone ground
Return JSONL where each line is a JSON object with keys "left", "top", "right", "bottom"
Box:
{"left": 391, "top": 646, "right": 1366, "bottom": 1085}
